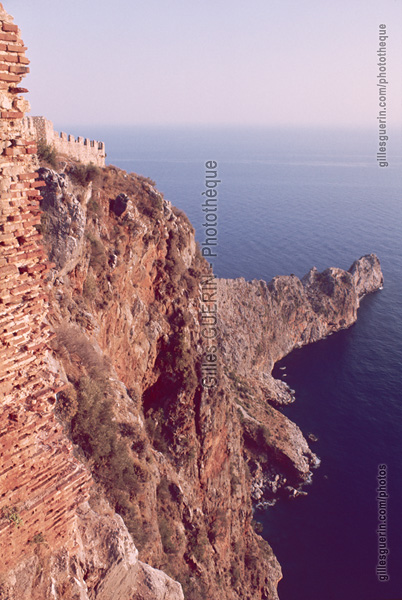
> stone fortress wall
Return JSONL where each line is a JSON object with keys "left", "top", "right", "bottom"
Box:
{"left": 22, "top": 115, "right": 106, "bottom": 167}
{"left": 0, "top": 3, "right": 92, "bottom": 571}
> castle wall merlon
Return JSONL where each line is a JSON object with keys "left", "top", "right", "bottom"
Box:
{"left": 21, "top": 116, "right": 106, "bottom": 167}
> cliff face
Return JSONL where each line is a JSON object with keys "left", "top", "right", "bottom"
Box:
{"left": 0, "top": 5, "right": 384, "bottom": 600}
{"left": 28, "top": 161, "right": 382, "bottom": 600}
{"left": 35, "top": 165, "right": 282, "bottom": 600}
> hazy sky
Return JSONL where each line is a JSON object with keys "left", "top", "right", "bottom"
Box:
{"left": 8, "top": 0, "right": 402, "bottom": 128}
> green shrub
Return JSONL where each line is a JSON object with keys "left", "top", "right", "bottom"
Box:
{"left": 87, "top": 235, "right": 107, "bottom": 270}
{"left": 145, "top": 408, "right": 169, "bottom": 454}
{"left": 56, "top": 385, "right": 78, "bottom": 422}
{"left": 171, "top": 206, "right": 192, "bottom": 229}
{"left": 71, "top": 377, "right": 115, "bottom": 462}
{"left": 70, "top": 376, "right": 148, "bottom": 532}
{"left": 68, "top": 163, "right": 100, "bottom": 187}
{"left": 157, "top": 477, "right": 171, "bottom": 503}
{"left": 29, "top": 532, "right": 46, "bottom": 545}
{"left": 157, "top": 317, "right": 198, "bottom": 393}
{"left": 208, "top": 509, "right": 228, "bottom": 543}
{"left": 125, "top": 516, "right": 149, "bottom": 552}
{"left": 189, "top": 530, "right": 209, "bottom": 563}
{"left": 137, "top": 191, "right": 163, "bottom": 220}
{"left": 37, "top": 140, "right": 57, "bottom": 168}
{"left": 178, "top": 576, "right": 208, "bottom": 600}
{"left": 164, "top": 234, "right": 187, "bottom": 283}
{"left": 87, "top": 196, "right": 101, "bottom": 215}
{"left": 119, "top": 422, "right": 148, "bottom": 457}
{"left": 230, "top": 564, "right": 241, "bottom": 586}
{"left": 137, "top": 175, "right": 156, "bottom": 187}
{"left": 159, "top": 516, "right": 177, "bottom": 554}
{"left": 181, "top": 272, "right": 198, "bottom": 298}
{"left": 2, "top": 506, "right": 23, "bottom": 527}
{"left": 83, "top": 274, "right": 98, "bottom": 300}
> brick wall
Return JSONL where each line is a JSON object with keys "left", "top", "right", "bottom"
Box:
{"left": 0, "top": 3, "right": 91, "bottom": 571}
{"left": 23, "top": 115, "right": 106, "bottom": 167}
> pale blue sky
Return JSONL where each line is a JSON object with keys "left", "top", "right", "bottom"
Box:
{"left": 8, "top": 0, "right": 402, "bottom": 128}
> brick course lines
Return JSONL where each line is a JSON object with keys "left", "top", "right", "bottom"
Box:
{"left": 2, "top": 22, "right": 19, "bottom": 33}
{"left": 0, "top": 5, "right": 91, "bottom": 573}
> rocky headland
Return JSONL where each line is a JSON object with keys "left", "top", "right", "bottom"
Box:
{"left": 0, "top": 5, "right": 384, "bottom": 600}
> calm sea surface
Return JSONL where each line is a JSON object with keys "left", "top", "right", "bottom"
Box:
{"left": 62, "top": 125, "right": 402, "bottom": 600}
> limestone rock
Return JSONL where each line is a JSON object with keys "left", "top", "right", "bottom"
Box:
{"left": 218, "top": 256, "right": 383, "bottom": 498}
{"left": 349, "top": 253, "right": 384, "bottom": 299}
{"left": 218, "top": 255, "right": 383, "bottom": 406}
{"left": 38, "top": 167, "right": 88, "bottom": 276}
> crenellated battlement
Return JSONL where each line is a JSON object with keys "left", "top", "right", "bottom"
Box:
{"left": 23, "top": 115, "right": 106, "bottom": 167}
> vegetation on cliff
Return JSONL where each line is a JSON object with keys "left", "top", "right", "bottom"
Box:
{"left": 34, "top": 159, "right": 282, "bottom": 600}
{"left": 30, "top": 150, "right": 382, "bottom": 600}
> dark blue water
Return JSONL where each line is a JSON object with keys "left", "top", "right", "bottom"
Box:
{"left": 63, "top": 125, "right": 402, "bottom": 599}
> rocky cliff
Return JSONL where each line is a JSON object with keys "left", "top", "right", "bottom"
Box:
{"left": 0, "top": 4, "right": 384, "bottom": 600}
{"left": 34, "top": 164, "right": 282, "bottom": 600}
{"left": 16, "top": 161, "right": 382, "bottom": 600}
{"left": 217, "top": 255, "right": 383, "bottom": 499}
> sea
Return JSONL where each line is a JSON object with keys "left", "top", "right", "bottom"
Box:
{"left": 60, "top": 124, "right": 402, "bottom": 600}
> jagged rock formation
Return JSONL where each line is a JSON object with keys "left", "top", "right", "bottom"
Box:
{"left": 0, "top": 4, "right": 384, "bottom": 600}
{"left": 217, "top": 255, "right": 383, "bottom": 497}
{"left": 1, "top": 498, "right": 184, "bottom": 600}
{"left": 218, "top": 254, "right": 383, "bottom": 410}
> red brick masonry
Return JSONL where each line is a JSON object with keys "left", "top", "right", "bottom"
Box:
{"left": 0, "top": 3, "right": 91, "bottom": 571}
